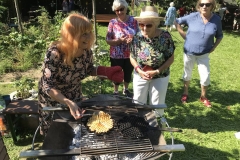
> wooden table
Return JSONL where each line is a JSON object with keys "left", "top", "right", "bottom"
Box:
{"left": 3, "top": 100, "right": 38, "bottom": 142}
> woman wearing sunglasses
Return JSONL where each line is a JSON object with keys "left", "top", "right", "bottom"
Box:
{"left": 174, "top": 0, "right": 223, "bottom": 107}
{"left": 130, "top": 6, "right": 175, "bottom": 116}
{"left": 106, "top": 0, "right": 139, "bottom": 97}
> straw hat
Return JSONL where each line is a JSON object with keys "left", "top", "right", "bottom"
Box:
{"left": 134, "top": 6, "right": 163, "bottom": 23}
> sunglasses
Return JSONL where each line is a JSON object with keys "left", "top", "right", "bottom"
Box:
{"left": 139, "top": 23, "right": 153, "bottom": 28}
{"left": 199, "top": 3, "right": 212, "bottom": 7}
{"left": 115, "top": 7, "right": 124, "bottom": 12}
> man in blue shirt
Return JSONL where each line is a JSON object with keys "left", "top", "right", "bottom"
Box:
{"left": 175, "top": 0, "right": 223, "bottom": 107}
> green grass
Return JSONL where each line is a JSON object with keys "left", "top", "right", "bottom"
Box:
{"left": 0, "top": 83, "right": 16, "bottom": 95}
{"left": 1, "top": 26, "right": 240, "bottom": 160}
{"left": 161, "top": 29, "right": 240, "bottom": 160}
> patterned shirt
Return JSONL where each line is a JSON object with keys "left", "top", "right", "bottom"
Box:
{"left": 38, "top": 45, "right": 94, "bottom": 107}
{"left": 106, "top": 16, "right": 139, "bottom": 59}
{"left": 131, "top": 30, "right": 175, "bottom": 78}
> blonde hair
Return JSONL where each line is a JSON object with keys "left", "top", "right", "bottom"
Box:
{"left": 196, "top": 0, "right": 216, "bottom": 12}
{"left": 170, "top": 2, "right": 174, "bottom": 7}
{"left": 54, "top": 13, "right": 95, "bottom": 67}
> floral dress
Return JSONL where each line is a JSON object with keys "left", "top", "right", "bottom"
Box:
{"left": 131, "top": 30, "right": 175, "bottom": 79}
{"left": 38, "top": 45, "right": 94, "bottom": 135}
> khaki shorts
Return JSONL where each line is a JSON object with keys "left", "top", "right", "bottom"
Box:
{"left": 183, "top": 53, "right": 210, "bottom": 86}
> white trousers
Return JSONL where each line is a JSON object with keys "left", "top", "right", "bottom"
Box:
{"left": 133, "top": 73, "right": 170, "bottom": 116}
{"left": 183, "top": 53, "right": 210, "bottom": 86}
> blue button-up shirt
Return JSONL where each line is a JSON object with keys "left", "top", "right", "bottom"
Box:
{"left": 176, "top": 12, "right": 223, "bottom": 55}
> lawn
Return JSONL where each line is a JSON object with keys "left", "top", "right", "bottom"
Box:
{"left": 1, "top": 25, "right": 240, "bottom": 160}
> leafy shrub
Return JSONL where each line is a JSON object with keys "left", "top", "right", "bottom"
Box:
{"left": 128, "top": 1, "right": 163, "bottom": 17}
{"left": 0, "top": 7, "right": 64, "bottom": 73}
{"left": 0, "top": 6, "right": 125, "bottom": 75}
{"left": 12, "top": 77, "right": 35, "bottom": 99}
{"left": 0, "top": 59, "right": 13, "bottom": 73}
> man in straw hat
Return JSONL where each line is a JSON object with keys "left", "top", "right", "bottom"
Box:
{"left": 130, "top": 6, "right": 175, "bottom": 117}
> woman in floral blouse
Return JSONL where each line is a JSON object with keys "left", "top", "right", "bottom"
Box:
{"left": 106, "top": 0, "right": 139, "bottom": 97}
{"left": 38, "top": 13, "right": 123, "bottom": 135}
{"left": 130, "top": 6, "right": 175, "bottom": 116}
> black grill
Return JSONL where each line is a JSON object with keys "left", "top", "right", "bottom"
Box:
{"left": 19, "top": 94, "right": 185, "bottom": 160}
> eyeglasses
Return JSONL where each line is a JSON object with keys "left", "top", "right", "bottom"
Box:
{"left": 139, "top": 23, "right": 153, "bottom": 28}
{"left": 115, "top": 7, "right": 124, "bottom": 12}
{"left": 199, "top": 3, "right": 212, "bottom": 7}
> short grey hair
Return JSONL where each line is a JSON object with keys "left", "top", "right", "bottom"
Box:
{"left": 112, "top": 0, "right": 128, "bottom": 11}
{"left": 170, "top": 2, "right": 174, "bottom": 7}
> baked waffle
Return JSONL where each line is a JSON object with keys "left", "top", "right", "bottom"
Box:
{"left": 87, "top": 111, "right": 113, "bottom": 133}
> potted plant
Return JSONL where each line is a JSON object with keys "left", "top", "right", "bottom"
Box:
{"left": 12, "top": 77, "right": 37, "bottom": 100}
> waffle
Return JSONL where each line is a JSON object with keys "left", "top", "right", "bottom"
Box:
{"left": 87, "top": 111, "right": 113, "bottom": 133}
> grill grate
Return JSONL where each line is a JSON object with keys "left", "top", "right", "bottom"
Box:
{"left": 117, "top": 115, "right": 156, "bottom": 138}
{"left": 72, "top": 124, "right": 154, "bottom": 155}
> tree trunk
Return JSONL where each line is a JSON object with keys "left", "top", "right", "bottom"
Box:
{"left": 13, "top": 0, "right": 24, "bottom": 35}
{"left": 92, "top": 0, "right": 97, "bottom": 45}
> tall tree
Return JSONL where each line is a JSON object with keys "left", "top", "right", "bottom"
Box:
{"left": 0, "top": 0, "right": 7, "bottom": 19}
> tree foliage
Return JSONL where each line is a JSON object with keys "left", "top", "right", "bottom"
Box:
{"left": 0, "top": 0, "right": 7, "bottom": 19}
{"left": 0, "top": 7, "right": 64, "bottom": 73}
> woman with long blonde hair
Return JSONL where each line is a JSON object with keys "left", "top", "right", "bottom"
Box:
{"left": 38, "top": 13, "right": 123, "bottom": 135}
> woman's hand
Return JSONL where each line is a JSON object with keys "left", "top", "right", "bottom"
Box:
{"left": 139, "top": 70, "right": 152, "bottom": 80}
{"left": 118, "top": 34, "right": 133, "bottom": 44}
{"left": 126, "top": 34, "right": 133, "bottom": 44}
{"left": 126, "top": 37, "right": 133, "bottom": 44}
{"left": 67, "top": 100, "right": 86, "bottom": 120}
{"left": 48, "top": 88, "right": 86, "bottom": 120}
{"left": 147, "top": 70, "right": 159, "bottom": 78}
{"left": 118, "top": 35, "right": 128, "bottom": 44}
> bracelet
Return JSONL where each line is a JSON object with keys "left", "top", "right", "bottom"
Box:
{"left": 135, "top": 65, "right": 141, "bottom": 73}
{"left": 155, "top": 69, "right": 160, "bottom": 74}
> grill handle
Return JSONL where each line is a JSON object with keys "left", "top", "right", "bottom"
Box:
{"left": 42, "top": 103, "right": 167, "bottom": 112}
{"left": 144, "top": 104, "right": 167, "bottom": 109}
{"left": 158, "top": 127, "right": 182, "bottom": 132}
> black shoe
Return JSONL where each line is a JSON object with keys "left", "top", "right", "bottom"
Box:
{"left": 113, "top": 91, "right": 119, "bottom": 96}
{"left": 123, "top": 89, "right": 133, "bottom": 98}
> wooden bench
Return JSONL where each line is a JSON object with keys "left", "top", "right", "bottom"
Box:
{"left": 92, "top": 14, "right": 116, "bottom": 23}
{"left": 3, "top": 100, "right": 38, "bottom": 143}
